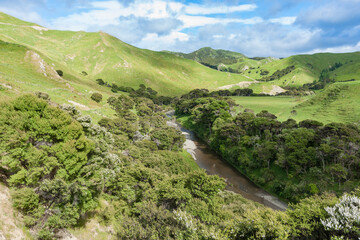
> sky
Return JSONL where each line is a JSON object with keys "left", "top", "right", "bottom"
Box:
{"left": 1, "top": 0, "right": 360, "bottom": 57}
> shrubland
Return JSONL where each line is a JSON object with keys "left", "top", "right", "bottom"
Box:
{"left": 0, "top": 94, "right": 359, "bottom": 239}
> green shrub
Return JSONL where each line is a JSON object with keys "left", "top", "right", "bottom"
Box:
{"left": 35, "top": 91, "right": 50, "bottom": 100}
{"left": 56, "top": 70, "right": 63, "bottom": 77}
{"left": 91, "top": 92, "right": 103, "bottom": 102}
{"left": 96, "top": 78, "right": 105, "bottom": 85}
{"left": 12, "top": 187, "right": 39, "bottom": 214}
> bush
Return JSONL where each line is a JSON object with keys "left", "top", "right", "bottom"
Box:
{"left": 91, "top": 93, "right": 103, "bottom": 103}
{"left": 35, "top": 91, "right": 50, "bottom": 100}
{"left": 96, "top": 78, "right": 105, "bottom": 85}
{"left": 12, "top": 188, "right": 39, "bottom": 214}
{"left": 56, "top": 70, "right": 63, "bottom": 77}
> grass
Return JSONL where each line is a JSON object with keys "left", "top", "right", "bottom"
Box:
{"left": 231, "top": 96, "right": 310, "bottom": 122}
{"left": 232, "top": 82, "right": 360, "bottom": 124}
{"left": 0, "top": 40, "right": 118, "bottom": 122}
{"left": 295, "top": 81, "right": 360, "bottom": 124}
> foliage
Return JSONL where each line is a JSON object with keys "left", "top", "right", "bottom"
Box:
{"left": 175, "top": 94, "right": 360, "bottom": 202}
{"left": 2, "top": 94, "right": 360, "bottom": 239}
{"left": 321, "top": 193, "right": 360, "bottom": 238}
{"left": 55, "top": 70, "right": 63, "bottom": 77}
{"left": 258, "top": 65, "right": 295, "bottom": 81}
{"left": 90, "top": 92, "right": 103, "bottom": 102}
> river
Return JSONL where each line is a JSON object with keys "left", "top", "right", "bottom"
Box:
{"left": 166, "top": 111, "right": 288, "bottom": 211}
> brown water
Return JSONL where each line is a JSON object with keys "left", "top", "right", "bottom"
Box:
{"left": 166, "top": 112, "right": 287, "bottom": 211}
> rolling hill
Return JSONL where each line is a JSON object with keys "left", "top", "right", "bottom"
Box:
{"left": 172, "top": 47, "right": 360, "bottom": 87}
{"left": 1, "top": 12, "right": 360, "bottom": 124}
{"left": 0, "top": 12, "right": 251, "bottom": 97}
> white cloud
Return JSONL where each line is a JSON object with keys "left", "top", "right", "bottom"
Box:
{"left": 269, "top": 16, "right": 296, "bottom": 25}
{"left": 306, "top": 41, "right": 360, "bottom": 54}
{"left": 137, "top": 31, "right": 189, "bottom": 50}
{"left": 185, "top": 3, "right": 257, "bottom": 15}
{"left": 213, "top": 34, "right": 224, "bottom": 39}
{"left": 179, "top": 15, "right": 263, "bottom": 28}
{"left": 48, "top": 0, "right": 265, "bottom": 53}
{"left": 229, "top": 34, "right": 236, "bottom": 40}
{"left": 50, "top": 0, "right": 262, "bottom": 31}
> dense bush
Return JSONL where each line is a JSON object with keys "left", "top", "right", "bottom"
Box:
{"left": 91, "top": 92, "right": 103, "bottom": 102}
{"left": 258, "top": 65, "right": 295, "bottom": 81}
{"left": 2, "top": 94, "right": 359, "bottom": 239}
{"left": 56, "top": 70, "right": 63, "bottom": 77}
{"left": 175, "top": 95, "right": 360, "bottom": 202}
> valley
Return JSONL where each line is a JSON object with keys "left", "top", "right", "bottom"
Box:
{"left": 0, "top": 11, "right": 360, "bottom": 240}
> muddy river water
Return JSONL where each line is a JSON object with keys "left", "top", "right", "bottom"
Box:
{"left": 166, "top": 112, "right": 288, "bottom": 211}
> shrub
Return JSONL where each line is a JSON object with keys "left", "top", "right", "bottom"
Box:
{"left": 35, "top": 91, "right": 50, "bottom": 100}
{"left": 12, "top": 188, "right": 39, "bottom": 214}
{"left": 91, "top": 93, "right": 103, "bottom": 103}
{"left": 96, "top": 78, "right": 105, "bottom": 85}
{"left": 56, "top": 70, "right": 63, "bottom": 77}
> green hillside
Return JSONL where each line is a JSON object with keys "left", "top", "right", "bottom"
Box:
{"left": 231, "top": 80, "right": 360, "bottom": 124}
{"left": 294, "top": 80, "right": 360, "bottom": 123}
{"left": 173, "top": 46, "right": 360, "bottom": 91}
{"left": 1, "top": 12, "right": 360, "bottom": 240}
{"left": 172, "top": 47, "right": 275, "bottom": 73}
{"left": 1, "top": 12, "right": 360, "bottom": 125}
{"left": 0, "top": 12, "right": 250, "bottom": 97}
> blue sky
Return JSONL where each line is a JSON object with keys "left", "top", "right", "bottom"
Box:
{"left": 1, "top": 0, "right": 360, "bottom": 57}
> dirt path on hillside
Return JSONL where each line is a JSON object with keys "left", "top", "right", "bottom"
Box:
{"left": 0, "top": 184, "right": 27, "bottom": 240}
{"left": 218, "top": 80, "right": 259, "bottom": 90}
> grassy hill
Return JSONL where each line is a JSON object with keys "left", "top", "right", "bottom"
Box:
{"left": 231, "top": 80, "right": 360, "bottom": 124}
{"left": 294, "top": 80, "right": 360, "bottom": 123}
{"left": 1, "top": 12, "right": 360, "bottom": 124}
{"left": 173, "top": 46, "right": 360, "bottom": 90}
{"left": 0, "top": 12, "right": 251, "bottom": 98}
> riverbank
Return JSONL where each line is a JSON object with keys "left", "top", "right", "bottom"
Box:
{"left": 166, "top": 110, "right": 287, "bottom": 211}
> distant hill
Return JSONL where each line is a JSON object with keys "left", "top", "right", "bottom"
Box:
{"left": 171, "top": 47, "right": 360, "bottom": 87}
{"left": 172, "top": 47, "right": 246, "bottom": 66}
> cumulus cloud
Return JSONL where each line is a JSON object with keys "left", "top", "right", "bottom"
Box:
{"left": 185, "top": 3, "right": 257, "bottom": 15}
{"left": 306, "top": 41, "right": 360, "bottom": 54}
{"left": 137, "top": 31, "right": 190, "bottom": 50}
{"left": 177, "top": 22, "right": 323, "bottom": 57}
{"left": 48, "top": 0, "right": 269, "bottom": 53}
{"left": 269, "top": 17, "right": 296, "bottom": 25}
{"left": 1, "top": 0, "right": 359, "bottom": 57}
{"left": 179, "top": 15, "right": 263, "bottom": 29}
